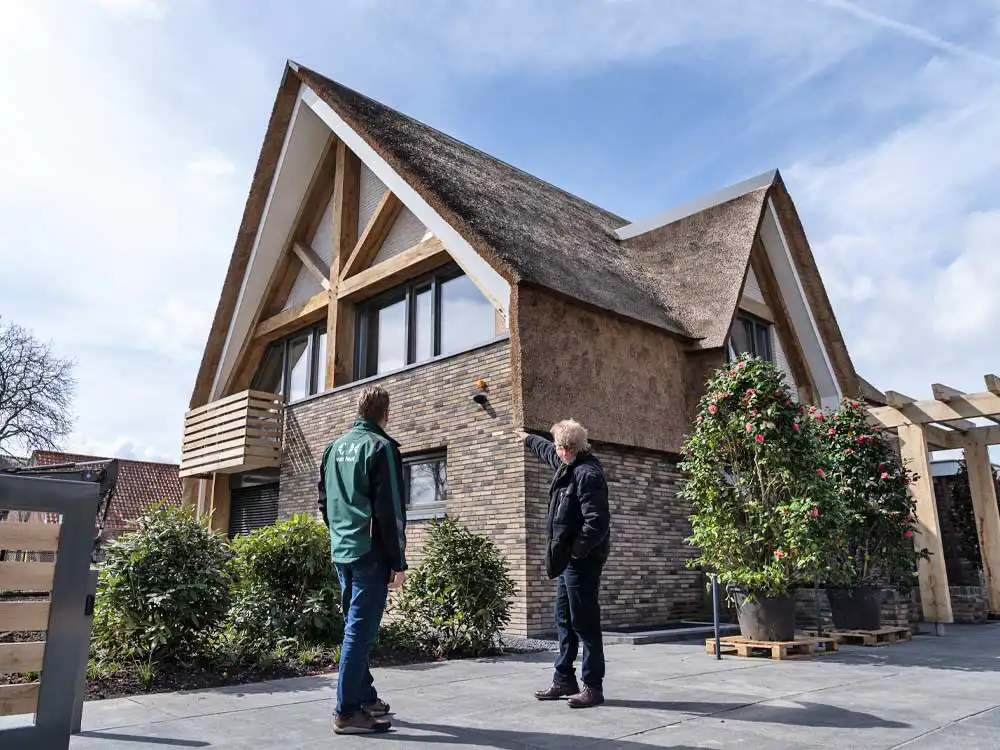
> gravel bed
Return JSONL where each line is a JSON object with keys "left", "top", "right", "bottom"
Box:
{"left": 499, "top": 635, "right": 558, "bottom": 653}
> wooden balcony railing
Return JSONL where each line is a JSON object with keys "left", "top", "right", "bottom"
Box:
{"left": 179, "top": 390, "right": 284, "bottom": 479}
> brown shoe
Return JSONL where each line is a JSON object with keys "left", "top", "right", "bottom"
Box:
{"left": 567, "top": 686, "right": 604, "bottom": 709}
{"left": 333, "top": 711, "right": 392, "bottom": 734}
{"left": 535, "top": 683, "right": 580, "bottom": 701}
{"left": 362, "top": 697, "right": 391, "bottom": 717}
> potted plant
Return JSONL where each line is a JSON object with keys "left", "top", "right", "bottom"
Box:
{"left": 813, "top": 398, "right": 928, "bottom": 630}
{"left": 681, "top": 355, "right": 847, "bottom": 642}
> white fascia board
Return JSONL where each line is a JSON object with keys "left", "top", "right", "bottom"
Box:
{"left": 616, "top": 170, "right": 778, "bottom": 241}
{"left": 300, "top": 87, "right": 512, "bottom": 322}
{"left": 210, "top": 87, "right": 330, "bottom": 400}
{"left": 759, "top": 198, "right": 841, "bottom": 409}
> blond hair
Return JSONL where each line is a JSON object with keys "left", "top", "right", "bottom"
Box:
{"left": 551, "top": 419, "right": 590, "bottom": 454}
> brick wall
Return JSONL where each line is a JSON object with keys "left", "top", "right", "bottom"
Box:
{"left": 278, "top": 340, "right": 532, "bottom": 634}
{"left": 524, "top": 441, "right": 705, "bottom": 636}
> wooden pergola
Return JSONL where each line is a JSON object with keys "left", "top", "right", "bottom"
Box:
{"left": 868, "top": 375, "right": 1000, "bottom": 627}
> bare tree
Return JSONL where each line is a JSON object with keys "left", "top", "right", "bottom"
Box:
{"left": 0, "top": 317, "right": 75, "bottom": 459}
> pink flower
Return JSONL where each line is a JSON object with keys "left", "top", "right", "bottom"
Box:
{"left": 844, "top": 448, "right": 853, "bottom": 456}
{"left": 696, "top": 416, "right": 703, "bottom": 423}
{"left": 751, "top": 409, "right": 758, "bottom": 416}
{"left": 815, "top": 412, "right": 824, "bottom": 421}
{"left": 746, "top": 423, "right": 754, "bottom": 433}
{"left": 746, "top": 389, "right": 756, "bottom": 396}
{"left": 816, "top": 468, "right": 825, "bottom": 477}
{"left": 774, "top": 550, "right": 786, "bottom": 559}
{"left": 755, "top": 434, "right": 765, "bottom": 444}
{"left": 793, "top": 423, "right": 801, "bottom": 431}
{"left": 737, "top": 361, "right": 746, "bottom": 369}
{"left": 708, "top": 404, "right": 717, "bottom": 414}
{"left": 904, "top": 530, "right": 914, "bottom": 540}
{"left": 812, "top": 507, "right": 820, "bottom": 518}
{"left": 828, "top": 428, "right": 837, "bottom": 435}
{"left": 775, "top": 389, "right": 783, "bottom": 396}
{"left": 881, "top": 472, "right": 890, "bottom": 480}
{"left": 785, "top": 399, "right": 792, "bottom": 406}
{"left": 809, "top": 405, "right": 817, "bottom": 413}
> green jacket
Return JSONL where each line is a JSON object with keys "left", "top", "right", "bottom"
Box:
{"left": 317, "top": 419, "right": 408, "bottom": 571}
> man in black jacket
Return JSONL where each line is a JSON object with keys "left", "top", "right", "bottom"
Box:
{"left": 518, "top": 419, "right": 610, "bottom": 709}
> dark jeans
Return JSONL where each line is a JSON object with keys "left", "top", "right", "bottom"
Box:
{"left": 553, "top": 556, "right": 605, "bottom": 689}
{"left": 335, "top": 556, "right": 390, "bottom": 716}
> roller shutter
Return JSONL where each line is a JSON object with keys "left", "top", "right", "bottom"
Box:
{"left": 228, "top": 482, "right": 279, "bottom": 537}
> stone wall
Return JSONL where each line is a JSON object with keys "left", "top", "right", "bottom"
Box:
{"left": 524, "top": 441, "right": 705, "bottom": 636}
{"left": 278, "top": 340, "right": 533, "bottom": 633}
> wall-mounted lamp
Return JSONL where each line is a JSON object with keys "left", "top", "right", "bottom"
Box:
{"left": 472, "top": 379, "right": 489, "bottom": 405}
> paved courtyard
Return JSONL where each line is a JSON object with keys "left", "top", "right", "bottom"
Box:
{"left": 66, "top": 624, "right": 1000, "bottom": 749}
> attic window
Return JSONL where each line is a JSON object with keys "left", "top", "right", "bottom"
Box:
{"left": 355, "top": 263, "right": 496, "bottom": 379}
{"left": 727, "top": 313, "right": 773, "bottom": 363}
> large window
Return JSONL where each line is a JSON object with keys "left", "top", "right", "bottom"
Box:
{"left": 252, "top": 323, "right": 326, "bottom": 402}
{"left": 727, "top": 313, "right": 773, "bottom": 363}
{"left": 403, "top": 451, "right": 447, "bottom": 520}
{"left": 356, "top": 264, "right": 497, "bottom": 379}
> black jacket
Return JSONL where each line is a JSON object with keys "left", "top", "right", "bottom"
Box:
{"left": 526, "top": 435, "right": 611, "bottom": 579}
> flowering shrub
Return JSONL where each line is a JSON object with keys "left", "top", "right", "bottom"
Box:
{"left": 681, "top": 355, "right": 848, "bottom": 596}
{"left": 812, "top": 398, "right": 929, "bottom": 588}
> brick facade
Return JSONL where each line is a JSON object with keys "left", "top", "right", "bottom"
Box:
{"left": 524, "top": 442, "right": 705, "bottom": 636}
{"left": 278, "top": 340, "right": 532, "bottom": 634}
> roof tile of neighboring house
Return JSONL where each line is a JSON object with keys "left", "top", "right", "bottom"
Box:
{"left": 30, "top": 451, "right": 182, "bottom": 530}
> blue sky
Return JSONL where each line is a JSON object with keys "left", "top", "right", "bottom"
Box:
{"left": 1, "top": 0, "right": 999, "bottom": 462}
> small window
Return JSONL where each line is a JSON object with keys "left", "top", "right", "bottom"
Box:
{"left": 356, "top": 264, "right": 497, "bottom": 379}
{"left": 727, "top": 313, "right": 773, "bottom": 363}
{"left": 403, "top": 452, "right": 447, "bottom": 520}
{"left": 251, "top": 323, "right": 326, "bottom": 402}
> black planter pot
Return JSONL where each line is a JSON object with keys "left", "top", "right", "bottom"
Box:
{"left": 730, "top": 588, "right": 796, "bottom": 642}
{"left": 827, "top": 586, "right": 884, "bottom": 631}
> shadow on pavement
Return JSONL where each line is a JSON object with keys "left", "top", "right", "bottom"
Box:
{"left": 76, "top": 732, "right": 210, "bottom": 747}
{"left": 602, "top": 699, "right": 908, "bottom": 728}
{"left": 380, "top": 722, "right": 708, "bottom": 749}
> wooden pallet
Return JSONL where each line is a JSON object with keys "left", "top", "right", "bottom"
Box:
{"left": 705, "top": 635, "right": 838, "bottom": 660}
{"left": 803, "top": 627, "right": 912, "bottom": 647}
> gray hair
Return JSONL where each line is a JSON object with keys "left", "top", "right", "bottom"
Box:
{"left": 551, "top": 419, "right": 590, "bottom": 454}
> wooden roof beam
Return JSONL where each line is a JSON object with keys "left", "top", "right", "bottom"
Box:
{"left": 872, "top": 390, "right": 1000, "bottom": 429}
{"left": 339, "top": 191, "right": 403, "bottom": 281}
{"left": 929, "top": 384, "right": 987, "bottom": 430}
{"left": 986, "top": 374, "right": 1000, "bottom": 395}
{"left": 254, "top": 290, "right": 330, "bottom": 341}
{"left": 291, "top": 243, "right": 331, "bottom": 290}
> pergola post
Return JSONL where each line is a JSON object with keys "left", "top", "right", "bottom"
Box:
{"left": 897, "top": 424, "right": 953, "bottom": 627}
{"left": 964, "top": 439, "right": 1000, "bottom": 614}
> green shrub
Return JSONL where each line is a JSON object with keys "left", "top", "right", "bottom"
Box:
{"left": 681, "top": 355, "right": 849, "bottom": 596}
{"left": 391, "top": 517, "right": 516, "bottom": 657}
{"left": 94, "top": 505, "right": 232, "bottom": 660}
{"left": 227, "top": 514, "right": 343, "bottom": 654}
{"left": 815, "top": 398, "right": 929, "bottom": 588}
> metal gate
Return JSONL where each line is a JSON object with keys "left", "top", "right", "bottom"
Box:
{"left": 0, "top": 473, "right": 99, "bottom": 750}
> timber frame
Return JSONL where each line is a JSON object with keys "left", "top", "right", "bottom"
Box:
{"left": 868, "top": 374, "right": 1000, "bottom": 625}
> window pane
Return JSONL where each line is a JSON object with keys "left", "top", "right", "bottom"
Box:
{"left": 376, "top": 298, "right": 407, "bottom": 374}
{"left": 287, "top": 335, "right": 311, "bottom": 402}
{"left": 252, "top": 344, "right": 284, "bottom": 395}
{"left": 730, "top": 318, "right": 752, "bottom": 357}
{"left": 315, "top": 330, "right": 327, "bottom": 393}
{"left": 754, "top": 322, "right": 773, "bottom": 362}
{"left": 440, "top": 274, "right": 495, "bottom": 356}
{"left": 408, "top": 459, "right": 447, "bottom": 506}
{"left": 414, "top": 288, "right": 433, "bottom": 363}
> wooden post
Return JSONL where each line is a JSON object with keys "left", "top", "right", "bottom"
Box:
{"left": 897, "top": 424, "right": 953, "bottom": 625}
{"left": 964, "top": 439, "right": 1000, "bottom": 614}
{"left": 325, "top": 141, "right": 360, "bottom": 390}
{"left": 207, "top": 474, "right": 231, "bottom": 536}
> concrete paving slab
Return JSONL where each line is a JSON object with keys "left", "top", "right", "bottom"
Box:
{"left": 64, "top": 623, "right": 1000, "bottom": 749}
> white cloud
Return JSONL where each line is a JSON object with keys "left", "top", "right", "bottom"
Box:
{"left": 91, "top": 0, "right": 168, "bottom": 20}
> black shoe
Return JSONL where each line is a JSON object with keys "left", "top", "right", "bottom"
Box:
{"left": 535, "top": 683, "right": 580, "bottom": 701}
{"left": 567, "top": 686, "right": 604, "bottom": 709}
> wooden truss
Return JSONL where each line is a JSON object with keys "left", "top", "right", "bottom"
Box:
{"left": 868, "top": 375, "right": 1000, "bottom": 624}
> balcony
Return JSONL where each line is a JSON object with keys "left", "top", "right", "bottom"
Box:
{"left": 180, "top": 390, "right": 284, "bottom": 479}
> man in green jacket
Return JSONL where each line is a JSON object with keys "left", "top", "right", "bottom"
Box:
{"left": 318, "top": 386, "right": 407, "bottom": 735}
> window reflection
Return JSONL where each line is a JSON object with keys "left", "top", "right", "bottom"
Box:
{"left": 287, "top": 335, "right": 311, "bottom": 402}
{"left": 376, "top": 298, "right": 407, "bottom": 374}
{"left": 414, "top": 287, "right": 433, "bottom": 364}
{"left": 440, "top": 274, "right": 495, "bottom": 356}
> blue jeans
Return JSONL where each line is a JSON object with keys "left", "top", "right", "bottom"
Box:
{"left": 335, "top": 556, "right": 390, "bottom": 716}
{"left": 553, "top": 556, "right": 605, "bottom": 689}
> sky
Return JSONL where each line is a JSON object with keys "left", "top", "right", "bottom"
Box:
{"left": 1, "top": 0, "right": 999, "bottom": 463}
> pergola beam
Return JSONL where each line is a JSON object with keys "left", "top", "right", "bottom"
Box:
{"left": 934, "top": 382, "right": 1000, "bottom": 428}
{"left": 870, "top": 391, "right": 1000, "bottom": 431}
{"left": 965, "top": 439, "right": 1000, "bottom": 614}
